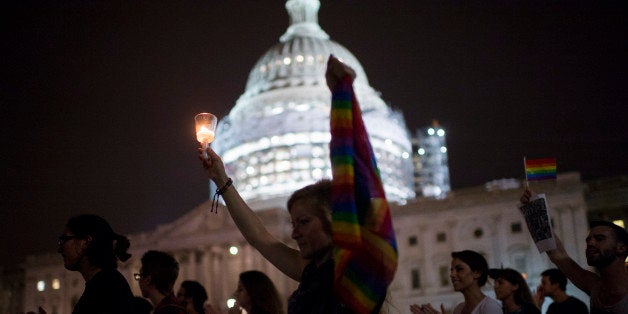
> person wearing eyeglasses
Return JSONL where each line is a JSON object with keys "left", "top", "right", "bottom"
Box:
{"left": 135, "top": 250, "right": 187, "bottom": 314}
{"left": 57, "top": 214, "right": 133, "bottom": 314}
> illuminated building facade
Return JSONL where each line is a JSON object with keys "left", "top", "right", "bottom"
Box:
{"left": 212, "top": 0, "right": 415, "bottom": 207}
{"left": 11, "top": 1, "right": 607, "bottom": 313}
{"left": 413, "top": 120, "right": 451, "bottom": 198}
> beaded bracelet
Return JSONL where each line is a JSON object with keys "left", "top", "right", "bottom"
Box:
{"left": 211, "top": 178, "right": 232, "bottom": 213}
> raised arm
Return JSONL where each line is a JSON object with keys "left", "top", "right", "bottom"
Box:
{"left": 199, "top": 147, "right": 306, "bottom": 281}
{"left": 520, "top": 188, "right": 599, "bottom": 294}
{"left": 544, "top": 234, "right": 599, "bottom": 295}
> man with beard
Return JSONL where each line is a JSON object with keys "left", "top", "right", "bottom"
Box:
{"left": 521, "top": 190, "right": 628, "bottom": 314}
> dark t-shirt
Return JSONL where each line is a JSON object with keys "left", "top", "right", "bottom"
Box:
{"left": 547, "top": 296, "right": 589, "bottom": 314}
{"left": 153, "top": 294, "right": 187, "bottom": 314}
{"left": 72, "top": 268, "right": 133, "bottom": 314}
{"left": 287, "top": 259, "right": 352, "bottom": 314}
{"left": 504, "top": 303, "right": 541, "bottom": 314}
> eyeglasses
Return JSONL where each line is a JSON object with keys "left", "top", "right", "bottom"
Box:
{"left": 133, "top": 273, "right": 146, "bottom": 281}
{"left": 58, "top": 235, "right": 78, "bottom": 246}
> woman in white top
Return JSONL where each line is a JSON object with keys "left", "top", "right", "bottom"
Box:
{"left": 410, "top": 250, "right": 502, "bottom": 314}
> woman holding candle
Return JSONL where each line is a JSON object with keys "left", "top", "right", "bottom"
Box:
{"left": 200, "top": 149, "right": 347, "bottom": 313}
{"left": 198, "top": 57, "right": 357, "bottom": 313}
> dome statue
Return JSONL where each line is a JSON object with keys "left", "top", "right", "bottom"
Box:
{"left": 212, "top": 0, "right": 415, "bottom": 209}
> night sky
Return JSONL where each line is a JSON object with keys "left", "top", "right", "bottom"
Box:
{"left": 2, "top": 1, "right": 626, "bottom": 269}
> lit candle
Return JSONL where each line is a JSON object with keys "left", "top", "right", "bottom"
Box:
{"left": 195, "top": 113, "right": 218, "bottom": 159}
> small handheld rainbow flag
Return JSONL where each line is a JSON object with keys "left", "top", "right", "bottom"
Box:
{"left": 524, "top": 157, "right": 557, "bottom": 181}
{"left": 328, "top": 56, "right": 397, "bottom": 314}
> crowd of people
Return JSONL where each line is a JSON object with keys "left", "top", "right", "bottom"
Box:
{"left": 44, "top": 212, "right": 285, "bottom": 314}
{"left": 29, "top": 57, "right": 627, "bottom": 314}
{"left": 407, "top": 189, "right": 627, "bottom": 314}
{"left": 47, "top": 210, "right": 626, "bottom": 314}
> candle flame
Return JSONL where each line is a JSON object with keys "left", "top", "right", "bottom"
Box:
{"left": 197, "top": 127, "right": 215, "bottom": 143}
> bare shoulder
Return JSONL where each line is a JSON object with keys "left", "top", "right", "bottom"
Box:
{"left": 590, "top": 279, "right": 628, "bottom": 310}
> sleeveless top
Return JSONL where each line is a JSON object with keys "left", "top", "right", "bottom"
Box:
{"left": 287, "top": 259, "right": 352, "bottom": 314}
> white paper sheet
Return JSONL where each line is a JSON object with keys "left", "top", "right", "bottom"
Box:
{"left": 518, "top": 194, "right": 557, "bottom": 253}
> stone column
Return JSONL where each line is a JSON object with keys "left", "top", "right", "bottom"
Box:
{"left": 199, "top": 248, "right": 211, "bottom": 296}
{"left": 210, "top": 246, "right": 224, "bottom": 309}
{"left": 188, "top": 250, "right": 198, "bottom": 281}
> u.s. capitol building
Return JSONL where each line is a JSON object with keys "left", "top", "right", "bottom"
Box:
{"left": 18, "top": 1, "right": 590, "bottom": 313}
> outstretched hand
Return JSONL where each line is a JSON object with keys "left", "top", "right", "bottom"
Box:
{"left": 325, "top": 54, "right": 356, "bottom": 90}
{"left": 410, "top": 303, "right": 445, "bottom": 314}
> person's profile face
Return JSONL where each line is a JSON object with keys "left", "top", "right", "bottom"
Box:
{"left": 137, "top": 268, "right": 150, "bottom": 298}
{"left": 289, "top": 199, "right": 333, "bottom": 260}
{"left": 176, "top": 286, "right": 187, "bottom": 303}
{"left": 450, "top": 258, "right": 479, "bottom": 292}
{"left": 57, "top": 227, "right": 86, "bottom": 271}
{"left": 539, "top": 276, "right": 555, "bottom": 296}
{"left": 493, "top": 277, "right": 517, "bottom": 301}
{"left": 233, "top": 281, "right": 251, "bottom": 312}
{"left": 586, "top": 226, "right": 619, "bottom": 267}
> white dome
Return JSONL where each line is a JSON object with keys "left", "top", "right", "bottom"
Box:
{"left": 242, "top": 36, "right": 370, "bottom": 99}
{"left": 213, "top": 0, "right": 415, "bottom": 208}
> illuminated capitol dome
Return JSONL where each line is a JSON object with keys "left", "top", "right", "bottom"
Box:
{"left": 213, "top": 0, "right": 415, "bottom": 207}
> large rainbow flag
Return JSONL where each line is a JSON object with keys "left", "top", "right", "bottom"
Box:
{"left": 328, "top": 60, "right": 398, "bottom": 313}
{"left": 525, "top": 158, "right": 557, "bottom": 181}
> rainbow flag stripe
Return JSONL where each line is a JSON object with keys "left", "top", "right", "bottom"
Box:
{"left": 525, "top": 158, "right": 557, "bottom": 181}
{"left": 329, "top": 75, "right": 398, "bottom": 314}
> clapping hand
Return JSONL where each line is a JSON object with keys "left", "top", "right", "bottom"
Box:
{"left": 410, "top": 303, "right": 445, "bottom": 314}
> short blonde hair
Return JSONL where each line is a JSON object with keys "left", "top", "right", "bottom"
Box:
{"left": 287, "top": 179, "right": 332, "bottom": 234}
